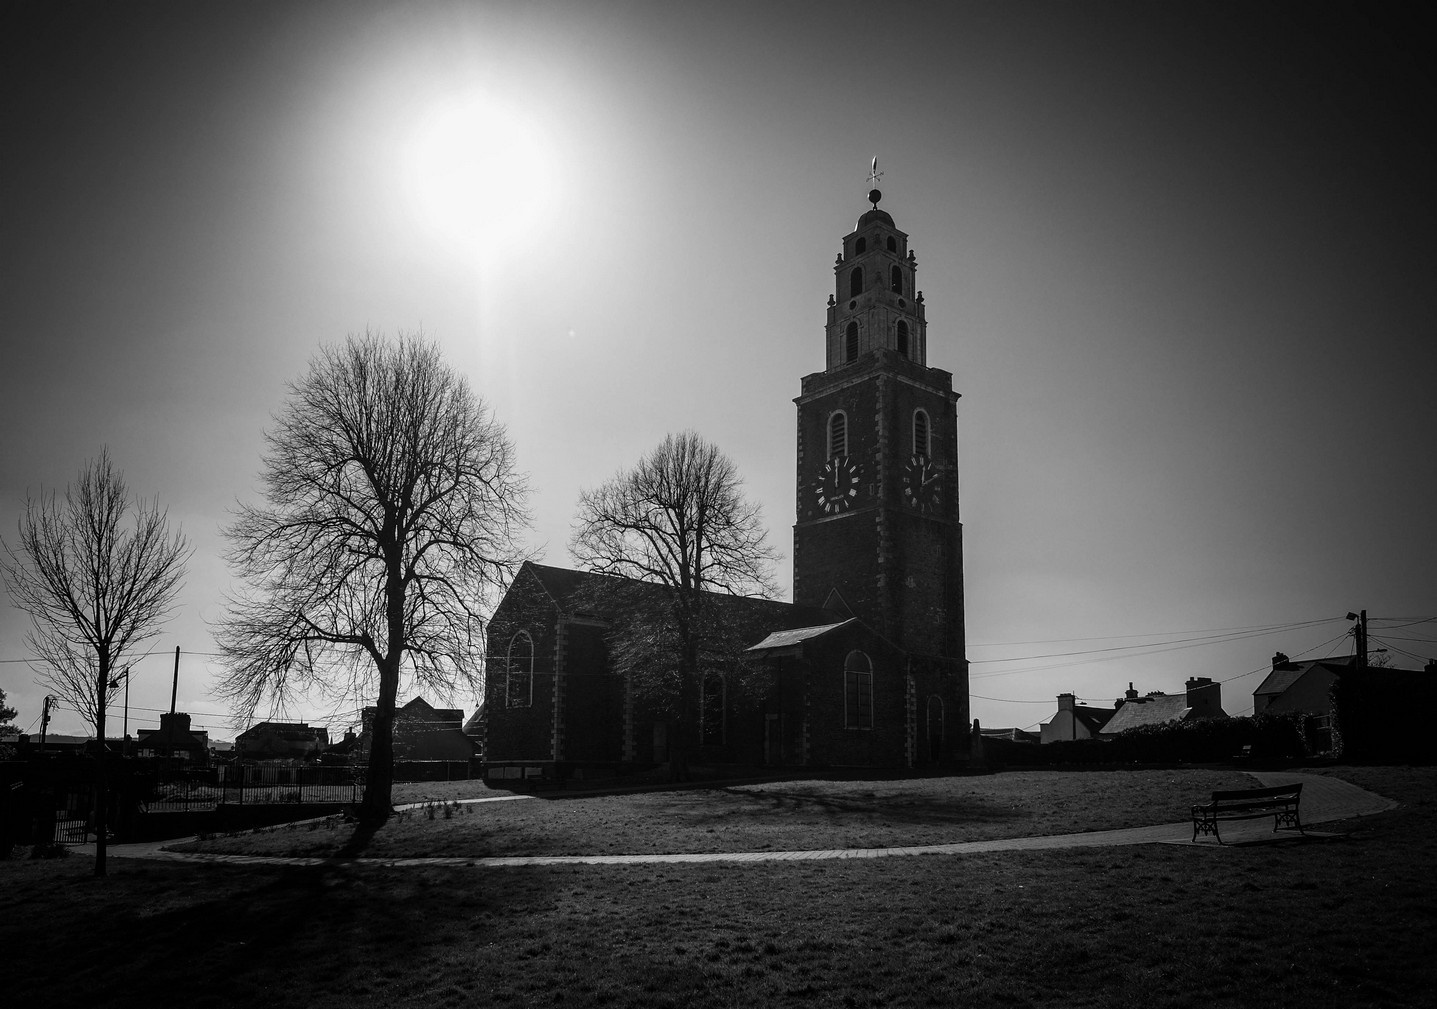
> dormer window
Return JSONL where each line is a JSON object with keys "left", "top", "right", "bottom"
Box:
{"left": 828, "top": 411, "right": 848, "bottom": 458}
{"left": 849, "top": 267, "right": 864, "bottom": 299}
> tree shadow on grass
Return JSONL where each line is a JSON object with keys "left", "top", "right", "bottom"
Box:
{"left": 693, "top": 787, "right": 1032, "bottom": 828}
{"left": 338, "top": 819, "right": 384, "bottom": 857}
{"left": 4, "top": 857, "right": 560, "bottom": 1007}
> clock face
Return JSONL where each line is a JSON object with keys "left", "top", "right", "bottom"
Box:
{"left": 816, "top": 456, "right": 861, "bottom": 514}
{"left": 902, "top": 454, "right": 941, "bottom": 513}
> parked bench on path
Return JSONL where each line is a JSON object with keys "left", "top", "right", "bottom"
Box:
{"left": 1192, "top": 783, "right": 1304, "bottom": 844}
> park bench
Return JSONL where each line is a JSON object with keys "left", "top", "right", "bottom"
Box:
{"left": 1191, "top": 783, "right": 1304, "bottom": 844}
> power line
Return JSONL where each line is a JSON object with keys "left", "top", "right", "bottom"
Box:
{"left": 970, "top": 617, "right": 1339, "bottom": 666}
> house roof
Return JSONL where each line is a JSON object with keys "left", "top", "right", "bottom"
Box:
{"left": 1101, "top": 694, "right": 1191, "bottom": 734}
{"left": 746, "top": 620, "right": 852, "bottom": 652}
{"left": 135, "top": 727, "right": 209, "bottom": 751}
{"left": 981, "top": 727, "right": 1040, "bottom": 744}
{"left": 1253, "top": 657, "right": 1352, "bottom": 697}
{"left": 1071, "top": 705, "right": 1118, "bottom": 735}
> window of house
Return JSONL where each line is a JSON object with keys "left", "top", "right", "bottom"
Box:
{"left": 891, "top": 265, "right": 902, "bottom": 294}
{"left": 828, "top": 411, "right": 847, "bottom": 458}
{"left": 506, "top": 631, "right": 533, "bottom": 708}
{"left": 854, "top": 236, "right": 866, "bottom": 254}
{"left": 701, "top": 672, "right": 725, "bottom": 744}
{"left": 850, "top": 267, "right": 864, "bottom": 299}
{"left": 845, "top": 321, "right": 858, "bottom": 362}
{"left": 913, "top": 409, "right": 930, "bottom": 458}
{"left": 896, "top": 320, "right": 909, "bottom": 358}
{"left": 844, "top": 650, "right": 873, "bottom": 729}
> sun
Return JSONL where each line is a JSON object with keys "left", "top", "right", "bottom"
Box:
{"left": 403, "top": 92, "right": 559, "bottom": 255}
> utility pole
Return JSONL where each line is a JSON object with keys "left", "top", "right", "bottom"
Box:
{"left": 39, "top": 695, "right": 52, "bottom": 752}
{"left": 1348, "top": 610, "right": 1369, "bottom": 671}
{"left": 168, "top": 649, "right": 179, "bottom": 758}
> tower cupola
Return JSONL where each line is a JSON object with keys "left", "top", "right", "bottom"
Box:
{"left": 825, "top": 189, "right": 927, "bottom": 370}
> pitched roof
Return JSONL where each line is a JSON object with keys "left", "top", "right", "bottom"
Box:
{"left": 746, "top": 620, "right": 853, "bottom": 652}
{"left": 517, "top": 561, "right": 840, "bottom": 635}
{"left": 1101, "top": 694, "right": 1191, "bottom": 734}
{"left": 1254, "top": 657, "right": 1352, "bottom": 696}
{"left": 1070, "top": 705, "right": 1118, "bottom": 735}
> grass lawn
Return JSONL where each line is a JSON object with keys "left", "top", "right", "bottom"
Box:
{"left": 175, "top": 768, "right": 1254, "bottom": 858}
{"left": 3, "top": 766, "right": 1434, "bottom": 1008}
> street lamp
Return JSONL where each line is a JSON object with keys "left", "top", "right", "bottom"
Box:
{"left": 108, "top": 667, "right": 131, "bottom": 756}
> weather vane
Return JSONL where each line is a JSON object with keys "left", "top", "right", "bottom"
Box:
{"left": 867, "top": 157, "right": 883, "bottom": 207}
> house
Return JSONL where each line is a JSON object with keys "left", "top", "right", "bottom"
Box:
{"left": 1040, "top": 693, "right": 1120, "bottom": 743}
{"left": 1100, "top": 677, "right": 1227, "bottom": 735}
{"left": 1253, "top": 652, "right": 1346, "bottom": 716}
{"left": 483, "top": 190, "right": 972, "bottom": 777}
{"left": 357, "top": 697, "right": 477, "bottom": 763}
{"left": 134, "top": 711, "right": 210, "bottom": 764}
{"left": 234, "top": 721, "right": 329, "bottom": 762}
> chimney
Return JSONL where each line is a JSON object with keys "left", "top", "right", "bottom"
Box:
{"left": 1185, "top": 677, "right": 1221, "bottom": 718}
{"left": 1057, "top": 692, "right": 1075, "bottom": 712}
{"left": 1272, "top": 652, "right": 1292, "bottom": 671}
{"left": 1426, "top": 659, "right": 1437, "bottom": 674}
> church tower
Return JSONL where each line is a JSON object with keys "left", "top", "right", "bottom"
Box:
{"left": 793, "top": 187, "right": 966, "bottom": 662}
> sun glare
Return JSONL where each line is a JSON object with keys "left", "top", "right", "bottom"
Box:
{"left": 403, "top": 92, "right": 559, "bottom": 255}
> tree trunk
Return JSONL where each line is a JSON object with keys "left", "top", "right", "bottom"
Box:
{"left": 360, "top": 558, "right": 405, "bottom": 826}
{"left": 360, "top": 661, "right": 399, "bottom": 825}
{"left": 668, "top": 629, "right": 698, "bottom": 782}
{"left": 93, "top": 650, "right": 109, "bottom": 877}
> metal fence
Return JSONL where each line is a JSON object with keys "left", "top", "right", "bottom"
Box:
{"left": 5, "top": 758, "right": 478, "bottom": 849}
{"left": 210, "top": 764, "right": 362, "bottom": 807}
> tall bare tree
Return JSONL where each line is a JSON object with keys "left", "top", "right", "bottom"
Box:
{"left": 570, "top": 431, "right": 778, "bottom": 775}
{"left": 1, "top": 449, "right": 189, "bottom": 874}
{"left": 218, "top": 333, "right": 529, "bottom": 825}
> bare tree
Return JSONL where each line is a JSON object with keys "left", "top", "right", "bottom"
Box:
{"left": 570, "top": 431, "right": 778, "bottom": 776}
{"left": 1, "top": 449, "right": 189, "bottom": 874}
{"left": 218, "top": 333, "right": 529, "bottom": 825}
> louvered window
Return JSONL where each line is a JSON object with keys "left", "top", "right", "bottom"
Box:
{"left": 828, "top": 412, "right": 847, "bottom": 458}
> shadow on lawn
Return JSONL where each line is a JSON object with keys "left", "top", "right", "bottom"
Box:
{"left": 338, "top": 819, "right": 383, "bottom": 857}
{"left": 16, "top": 859, "right": 550, "bottom": 1008}
{"left": 699, "top": 787, "right": 1031, "bottom": 827}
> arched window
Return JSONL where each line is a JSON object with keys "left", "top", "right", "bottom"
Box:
{"left": 506, "top": 631, "right": 533, "bottom": 708}
{"left": 849, "top": 267, "right": 864, "bottom": 299}
{"left": 913, "top": 409, "right": 930, "bottom": 458}
{"left": 828, "top": 411, "right": 847, "bottom": 458}
{"left": 891, "top": 265, "right": 903, "bottom": 294}
{"left": 701, "top": 672, "right": 726, "bottom": 744}
{"left": 896, "top": 320, "right": 909, "bottom": 358}
{"left": 886, "top": 235, "right": 897, "bottom": 252}
{"left": 845, "top": 321, "right": 858, "bottom": 362}
{"left": 854, "top": 236, "right": 866, "bottom": 255}
{"left": 844, "top": 650, "right": 873, "bottom": 729}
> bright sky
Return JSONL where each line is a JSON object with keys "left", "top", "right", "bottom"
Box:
{"left": 3, "top": 1, "right": 1434, "bottom": 742}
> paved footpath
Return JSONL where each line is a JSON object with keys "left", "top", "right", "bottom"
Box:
{"left": 98, "top": 771, "right": 1396, "bottom": 869}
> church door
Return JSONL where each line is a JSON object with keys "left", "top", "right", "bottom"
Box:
{"left": 764, "top": 714, "right": 782, "bottom": 766}
{"left": 926, "top": 696, "right": 944, "bottom": 763}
